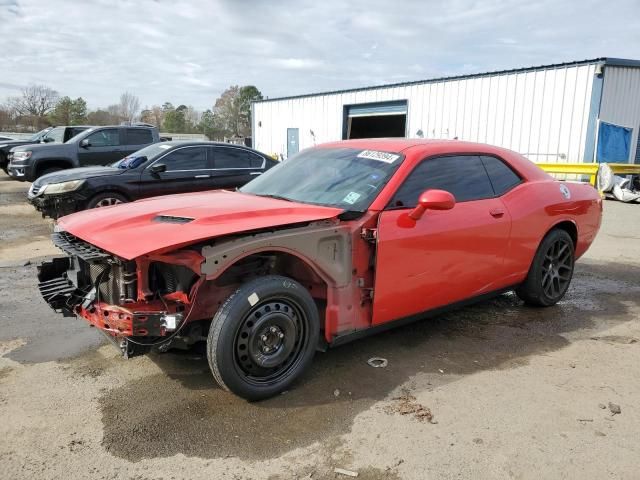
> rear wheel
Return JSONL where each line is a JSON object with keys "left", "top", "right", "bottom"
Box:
{"left": 86, "top": 192, "right": 128, "bottom": 209}
{"left": 207, "top": 275, "right": 319, "bottom": 400}
{"left": 516, "top": 229, "right": 575, "bottom": 307}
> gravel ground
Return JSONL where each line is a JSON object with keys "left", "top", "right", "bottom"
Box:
{"left": 1, "top": 172, "right": 639, "bottom": 479}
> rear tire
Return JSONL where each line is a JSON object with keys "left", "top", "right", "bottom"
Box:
{"left": 207, "top": 275, "right": 319, "bottom": 401}
{"left": 86, "top": 192, "right": 128, "bottom": 209}
{"left": 516, "top": 229, "right": 575, "bottom": 307}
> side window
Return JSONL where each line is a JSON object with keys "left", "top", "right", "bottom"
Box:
{"left": 480, "top": 156, "right": 522, "bottom": 195}
{"left": 43, "top": 127, "right": 65, "bottom": 143}
{"left": 161, "top": 147, "right": 208, "bottom": 171}
{"left": 249, "top": 152, "right": 265, "bottom": 168}
{"left": 86, "top": 129, "right": 119, "bottom": 147}
{"left": 125, "top": 128, "right": 153, "bottom": 146}
{"left": 212, "top": 148, "right": 253, "bottom": 169}
{"left": 390, "top": 155, "right": 495, "bottom": 208}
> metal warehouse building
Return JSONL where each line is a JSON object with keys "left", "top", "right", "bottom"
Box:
{"left": 253, "top": 58, "right": 640, "bottom": 164}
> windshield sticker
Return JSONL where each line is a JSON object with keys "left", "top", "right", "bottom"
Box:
{"left": 357, "top": 150, "right": 400, "bottom": 164}
{"left": 343, "top": 192, "right": 361, "bottom": 205}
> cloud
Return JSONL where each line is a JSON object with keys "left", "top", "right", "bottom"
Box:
{"left": 272, "top": 58, "right": 324, "bottom": 70}
{"left": 0, "top": 0, "right": 639, "bottom": 111}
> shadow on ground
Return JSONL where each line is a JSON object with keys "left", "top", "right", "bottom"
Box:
{"left": 96, "top": 259, "right": 640, "bottom": 461}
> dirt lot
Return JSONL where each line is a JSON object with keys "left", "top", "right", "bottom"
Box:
{"left": 1, "top": 171, "right": 639, "bottom": 479}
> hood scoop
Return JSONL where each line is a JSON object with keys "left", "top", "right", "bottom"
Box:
{"left": 153, "top": 215, "right": 195, "bottom": 224}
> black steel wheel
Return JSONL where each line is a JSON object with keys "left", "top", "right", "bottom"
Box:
{"left": 207, "top": 275, "right": 319, "bottom": 400}
{"left": 516, "top": 228, "right": 575, "bottom": 307}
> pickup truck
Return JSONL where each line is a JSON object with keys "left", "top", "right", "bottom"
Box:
{"left": 8, "top": 125, "right": 160, "bottom": 181}
{"left": 0, "top": 126, "right": 90, "bottom": 173}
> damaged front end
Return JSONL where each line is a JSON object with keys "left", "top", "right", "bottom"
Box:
{"left": 38, "top": 229, "right": 202, "bottom": 356}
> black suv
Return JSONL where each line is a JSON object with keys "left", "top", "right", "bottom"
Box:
{"left": 0, "top": 126, "right": 90, "bottom": 173}
{"left": 8, "top": 125, "right": 160, "bottom": 181}
{"left": 27, "top": 141, "right": 278, "bottom": 219}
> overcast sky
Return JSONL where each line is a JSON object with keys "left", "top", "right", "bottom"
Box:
{"left": 1, "top": 0, "right": 639, "bottom": 111}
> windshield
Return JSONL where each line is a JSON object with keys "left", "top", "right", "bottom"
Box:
{"left": 29, "top": 128, "right": 52, "bottom": 141}
{"left": 111, "top": 143, "right": 173, "bottom": 169}
{"left": 240, "top": 147, "right": 404, "bottom": 211}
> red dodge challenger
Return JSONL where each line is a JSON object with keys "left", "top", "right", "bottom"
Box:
{"left": 38, "top": 139, "right": 602, "bottom": 400}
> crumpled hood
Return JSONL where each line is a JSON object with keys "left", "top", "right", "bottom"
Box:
{"left": 57, "top": 190, "right": 343, "bottom": 260}
{"left": 34, "top": 166, "right": 124, "bottom": 187}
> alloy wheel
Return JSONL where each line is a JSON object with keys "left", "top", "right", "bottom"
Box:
{"left": 541, "top": 237, "right": 573, "bottom": 299}
{"left": 94, "top": 197, "right": 123, "bottom": 208}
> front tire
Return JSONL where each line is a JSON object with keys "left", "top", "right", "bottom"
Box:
{"left": 516, "top": 229, "right": 575, "bottom": 307}
{"left": 207, "top": 275, "right": 319, "bottom": 401}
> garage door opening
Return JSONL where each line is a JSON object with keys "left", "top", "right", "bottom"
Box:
{"left": 343, "top": 100, "right": 407, "bottom": 140}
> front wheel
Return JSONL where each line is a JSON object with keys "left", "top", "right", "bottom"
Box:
{"left": 86, "top": 192, "right": 128, "bottom": 209}
{"left": 516, "top": 229, "right": 575, "bottom": 307}
{"left": 207, "top": 275, "right": 319, "bottom": 400}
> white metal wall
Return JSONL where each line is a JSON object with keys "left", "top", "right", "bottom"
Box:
{"left": 254, "top": 64, "right": 597, "bottom": 163}
{"left": 599, "top": 66, "right": 640, "bottom": 163}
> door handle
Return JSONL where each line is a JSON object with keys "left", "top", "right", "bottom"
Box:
{"left": 489, "top": 208, "right": 505, "bottom": 218}
{"left": 250, "top": 172, "right": 262, "bottom": 176}
{"left": 194, "top": 174, "right": 211, "bottom": 179}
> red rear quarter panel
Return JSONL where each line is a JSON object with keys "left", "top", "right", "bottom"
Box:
{"left": 500, "top": 180, "right": 602, "bottom": 284}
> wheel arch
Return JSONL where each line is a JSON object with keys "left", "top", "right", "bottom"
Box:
{"left": 214, "top": 248, "right": 333, "bottom": 296}
{"left": 35, "top": 158, "right": 73, "bottom": 176}
{"left": 547, "top": 220, "right": 578, "bottom": 247}
{"left": 87, "top": 188, "right": 132, "bottom": 203}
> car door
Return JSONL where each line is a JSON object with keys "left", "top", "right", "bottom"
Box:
{"left": 77, "top": 128, "right": 123, "bottom": 166}
{"left": 136, "top": 145, "right": 212, "bottom": 199}
{"left": 208, "top": 146, "right": 265, "bottom": 189}
{"left": 372, "top": 155, "right": 513, "bottom": 325}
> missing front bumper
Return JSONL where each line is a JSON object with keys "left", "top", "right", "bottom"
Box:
{"left": 37, "top": 258, "right": 80, "bottom": 317}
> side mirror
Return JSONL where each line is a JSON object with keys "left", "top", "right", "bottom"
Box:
{"left": 150, "top": 163, "right": 166, "bottom": 174}
{"left": 409, "top": 189, "right": 455, "bottom": 220}
{"left": 42, "top": 137, "right": 54, "bottom": 143}
{"left": 80, "top": 139, "right": 90, "bottom": 148}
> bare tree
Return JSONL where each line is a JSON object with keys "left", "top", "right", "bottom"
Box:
{"left": 7, "top": 85, "right": 59, "bottom": 117}
{"left": 119, "top": 92, "right": 140, "bottom": 123}
{"left": 106, "top": 104, "right": 124, "bottom": 124}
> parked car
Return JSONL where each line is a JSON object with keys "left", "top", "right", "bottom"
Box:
{"left": 27, "top": 141, "right": 277, "bottom": 219}
{"left": 0, "top": 126, "right": 90, "bottom": 173}
{"left": 7, "top": 124, "right": 159, "bottom": 182}
{"left": 37, "top": 139, "right": 602, "bottom": 400}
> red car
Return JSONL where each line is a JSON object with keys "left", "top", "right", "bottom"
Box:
{"left": 38, "top": 139, "right": 602, "bottom": 400}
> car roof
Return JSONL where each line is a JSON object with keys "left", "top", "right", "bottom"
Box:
{"left": 319, "top": 138, "right": 490, "bottom": 153}
{"left": 160, "top": 141, "right": 266, "bottom": 152}
{"left": 317, "top": 138, "right": 550, "bottom": 181}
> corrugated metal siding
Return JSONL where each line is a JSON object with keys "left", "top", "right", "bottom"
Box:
{"left": 254, "top": 64, "right": 596, "bottom": 163}
{"left": 599, "top": 66, "right": 640, "bottom": 163}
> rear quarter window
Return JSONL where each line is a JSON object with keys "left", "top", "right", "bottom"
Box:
{"left": 212, "top": 148, "right": 260, "bottom": 169}
{"left": 126, "top": 128, "right": 153, "bottom": 146}
{"left": 480, "top": 156, "right": 522, "bottom": 195}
